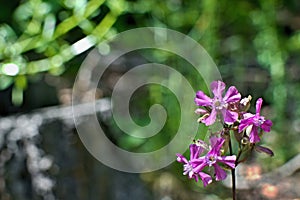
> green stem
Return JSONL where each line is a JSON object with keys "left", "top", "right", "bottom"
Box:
{"left": 235, "top": 149, "right": 243, "bottom": 165}
{"left": 229, "top": 135, "right": 236, "bottom": 200}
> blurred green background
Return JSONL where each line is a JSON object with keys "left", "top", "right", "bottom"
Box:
{"left": 0, "top": 0, "right": 300, "bottom": 199}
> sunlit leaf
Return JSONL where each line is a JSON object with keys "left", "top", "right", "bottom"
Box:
{"left": 0, "top": 75, "right": 14, "bottom": 90}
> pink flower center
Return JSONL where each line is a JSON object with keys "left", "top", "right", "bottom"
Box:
{"left": 206, "top": 155, "right": 217, "bottom": 166}
{"left": 254, "top": 116, "right": 265, "bottom": 126}
{"left": 213, "top": 99, "right": 227, "bottom": 110}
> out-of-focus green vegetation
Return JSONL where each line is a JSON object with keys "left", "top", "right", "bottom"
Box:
{"left": 1, "top": 0, "right": 300, "bottom": 199}
{"left": 0, "top": 0, "right": 125, "bottom": 105}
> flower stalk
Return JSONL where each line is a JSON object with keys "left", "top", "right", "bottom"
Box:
{"left": 228, "top": 133, "right": 236, "bottom": 200}
{"left": 176, "top": 80, "right": 274, "bottom": 200}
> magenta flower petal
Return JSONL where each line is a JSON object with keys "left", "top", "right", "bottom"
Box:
{"left": 182, "top": 137, "right": 236, "bottom": 185}
{"left": 209, "top": 137, "right": 224, "bottom": 155}
{"left": 239, "top": 98, "right": 273, "bottom": 143}
{"left": 256, "top": 98, "right": 263, "bottom": 114}
{"left": 222, "top": 109, "right": 238, "bottom": 124}
{"left": 255, "top": 145, "right": 274, "bottom": 157}
{"left": 249, "top": 127, "right": 260, "bottom": 143}
{"left": 209, "top": 136, "right": 219, "bottom": 150}
{"left": 195, "top": 91, "right": 212, "bottom": 106}
{"left": 188, "top": 170, "right": 196, "bottom": 180}
{"left": 189, "top": 145, "right": 198, "bottom": 160}
{"left": 192, "top": 159, "right": 207, "bottom": 172}
{"left": 176, "top": 146, "right": 213, "bottom": 187}
{"left": 261, "top": 119, "right": 272, "bottom": 132}
{"left": 213, "top": 164, "right": 227, "bottom": 181}
{"left": 210, "top": 81, "right": 225, "bottom": 98}
{"left": 193, "top": 174, "right": 199, "bottom": 182}
{"left": 189, "top": 144, "right": 204, "bottom": 160}
{"left": 195, "top": 81, "right": 241, "bottom": 126}
{"left": 223, "top": 86, "right": 241, "bottom": 103}
{"left": 202, "top": 108, "right": 217, "bottom": 126}
{"left": 238, "top": 117, "right": 253, "bottom": 132}
{"left": 243, "top": 112, "right": 255, "bottom": 119}
{"left": 176, "top": 154, "right": 188, "bottom": 163}
{"left": 199, "top": 172, "right": 213, "bottom": 187}
{"left": 195, "top": 108, "right": 208, "bottom": 115}
{"left": 217, "top": 155, "right": 236, "bottom": 169}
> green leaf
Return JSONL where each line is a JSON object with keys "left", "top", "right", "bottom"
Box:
{"left": 0, "top": 75, "right": 14, "bottom": 90}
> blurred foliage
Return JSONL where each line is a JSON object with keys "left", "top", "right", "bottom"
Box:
{"left": 0, "top": 0, "right": 124, "bottom": 105}
{"left": 1, "top": 0, "right": 300, "bottom": 199}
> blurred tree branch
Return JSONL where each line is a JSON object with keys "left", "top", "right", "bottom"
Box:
{"left": 222, "top": 153, "right": 300, "bottom": 199}
{"left": 0, "top": 0, "right": 125, "bottom": 105}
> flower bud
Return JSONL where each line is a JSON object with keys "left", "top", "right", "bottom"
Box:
{"left": 197, "top": 113, "right": 210, "bottom": 123}
{"left": 241, "top": 136, "right": 251, "bottom": 151}
{"left": 254, "top": 145, "right": 274, "bottom": 157}
{"left": 241, "top": 136, "right": 250, "bottom": 146}
{"left": 239, "top": 95, "right": 252, "bottom": 112}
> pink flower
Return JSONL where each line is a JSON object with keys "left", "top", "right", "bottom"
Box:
{"left": 176, "top": 144, "right": 212, "bottom": 187}
{"left": 238, "top": 98, "right": 273, "bottom": 143}
{"left": 192, "top": 137, "right": 236, "bottom": 181}
{"left": 177, "top": 137, "right": 236, "bottom": 187}
{"left": 195, "top": 81, "right": 241, "bottom": 126}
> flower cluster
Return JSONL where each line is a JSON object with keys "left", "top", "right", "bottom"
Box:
{"left": 177, "top": 80, "right": 273, "bottom": 187}
{"left": 176, "top": 137, "right": 236, "bottom": 187}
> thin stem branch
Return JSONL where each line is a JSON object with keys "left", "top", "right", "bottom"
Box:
{"left": 229, "top": 135, "right": 236, "bottom": 200}
{"left": 235, "top": 149, "right": 243, "bottom": 165}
